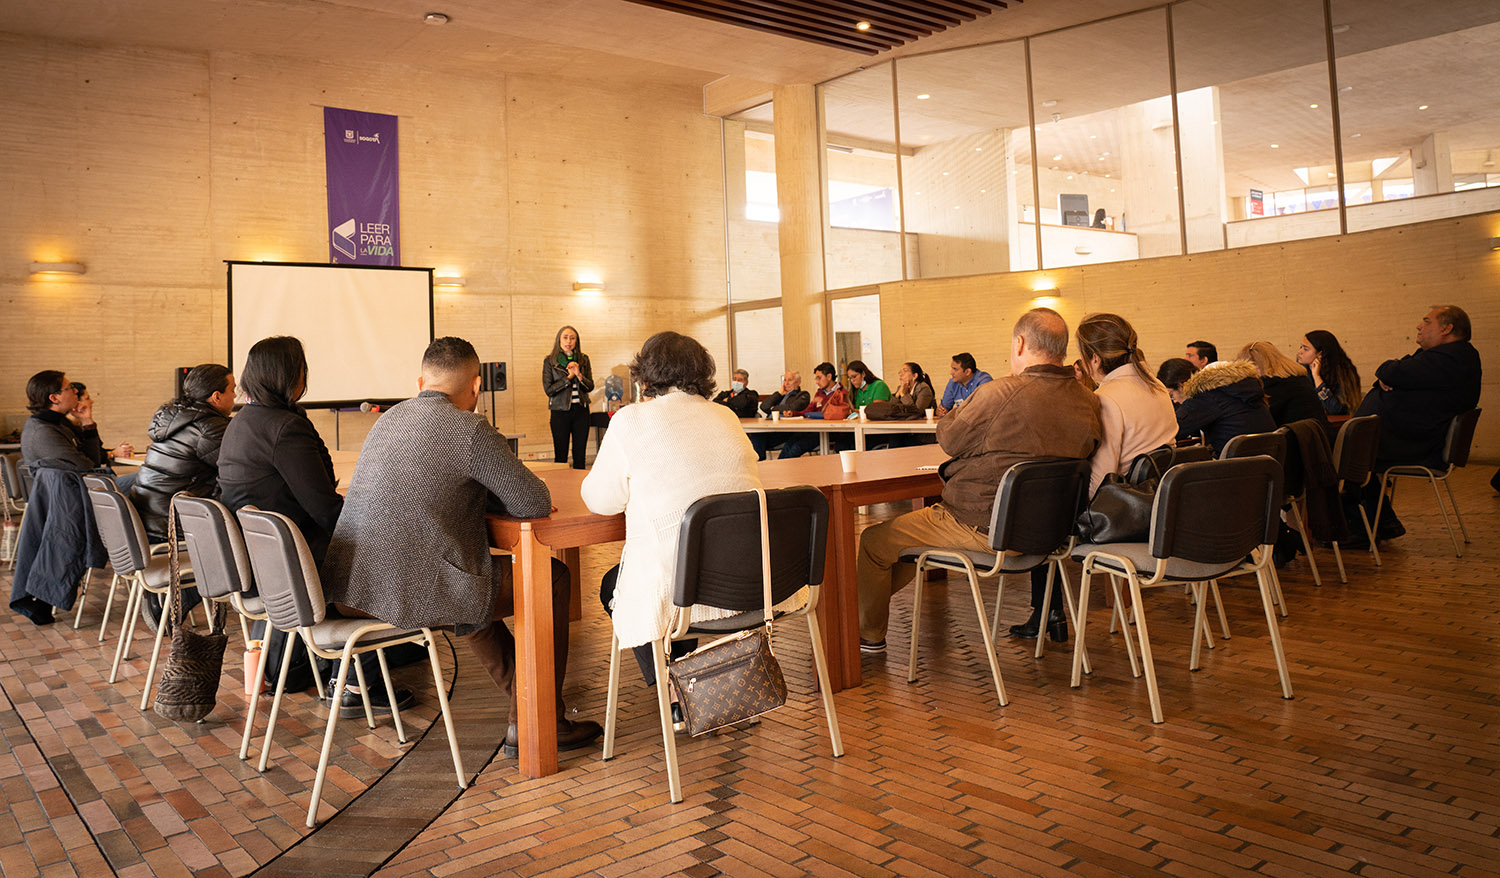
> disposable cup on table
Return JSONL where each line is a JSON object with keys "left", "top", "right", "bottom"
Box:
{"left": 839, "top": 450, "right": 857, "bottom": 473}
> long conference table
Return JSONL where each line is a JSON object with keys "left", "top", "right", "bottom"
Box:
{"left": 487, "top": 443, "right": 946, "bottom": 778}
{"left": 740, "top": 416, "right": 938, "bottom": 453}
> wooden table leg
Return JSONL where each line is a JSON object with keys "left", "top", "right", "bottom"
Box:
{"left": 513, "top": 524, "right": 559, "bottom": 778}
{"left": 824, "top": 486, "right": 862, "bottom": 691}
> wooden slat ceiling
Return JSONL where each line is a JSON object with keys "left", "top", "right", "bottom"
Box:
{"left": 618, "top": 0, "right": 1021, "bottom": 55}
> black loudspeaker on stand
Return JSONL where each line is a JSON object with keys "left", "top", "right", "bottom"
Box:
{"left": 480, "top": 362, "right": 506, "bottom": 429}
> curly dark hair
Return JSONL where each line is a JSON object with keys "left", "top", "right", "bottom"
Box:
{"left": 630, "top": 331, "right": 717, "bottom": 399}
{"left": 1304, "top": 330, "right": 1363, "bottom": 414}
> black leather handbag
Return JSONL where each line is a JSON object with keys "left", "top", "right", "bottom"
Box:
{"left": 1074, "top": 450, "right": 1166, "bottom": 544}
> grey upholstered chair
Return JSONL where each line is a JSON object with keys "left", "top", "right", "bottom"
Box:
{"left": 1374, "top": 408, "right": 1481, "bottom": 558}
{"left": 1328, "top": 415, "right": 1382, "bottom": 581}
{"left": 1071, "top": 457, "right": 1293, "bottom": 724}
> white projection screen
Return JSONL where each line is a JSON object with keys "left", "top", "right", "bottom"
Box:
{"left": 227, "top": 262, "right": 433, "bottom": 407}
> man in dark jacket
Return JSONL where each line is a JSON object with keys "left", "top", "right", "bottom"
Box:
{"left": 129, "top": 364, "right": 235, "bottom": 541}
{"left": 854, "top": 309, "right": 1102, "bottom": 651}
{"left": 1353, "top": 305, "right": 1482, "bottom": 536}
{"left": 712, "top": 368, "right": 759, "bottom": 418}
{"left": 1174, "top": 360, "right": 1276, "bottom": 455}
{"left": 750, "top": 370, "right": 811, "bottom": 460}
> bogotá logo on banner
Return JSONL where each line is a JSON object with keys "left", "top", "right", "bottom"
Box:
{"left": 341, "top": 130, "right": 383, "bottom": 145}
{"left": 331, "top": 217, "right": 394, "bottom": 260}
{"left": 343, "top": 129, "right": 356, "bottom": 143}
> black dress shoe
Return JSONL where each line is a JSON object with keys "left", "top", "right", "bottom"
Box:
{"left": 502, "top": 717, "right": 604, "bottom": 759}
{"left": 338, "top": 686, "right": 415, "bottom": 719}
{"left": 1009, "top": 610, "right": 1067, "bottom": 642}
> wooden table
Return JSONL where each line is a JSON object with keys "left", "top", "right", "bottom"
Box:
{"left": 740, "top": 417, "right": 938, "bottom": 453}
{"left": 486, "top": 444, "right": 945, "bottom": 778}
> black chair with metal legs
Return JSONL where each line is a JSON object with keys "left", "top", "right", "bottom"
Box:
{"left": 236, "top": 507, "right": 464, "bottom": 828}
{"left": 1329, "top": 416, "right": 1382, "bottom": 581}
{"left": 1219, "top": 430, "right": 1293, "bottom": 620}
{"left": 602, "top": 486, "right": 843, "bottom": 804}
{"left": 1071, "top": 456, "right": 1293, "bottom": 723}
{"left": 898, "top": 458, "right": 1093, "bottom": 706}
{"left": 1374, "top": 408, "right": 1481, "bottom": 559}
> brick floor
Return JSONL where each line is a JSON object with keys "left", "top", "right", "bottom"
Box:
{"left": 1, "top": 468, "right": 1497, "bottom": 875}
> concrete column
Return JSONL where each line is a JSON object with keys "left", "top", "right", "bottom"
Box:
{"left": 773, "top": 84, "right": 827, "bottom": 371}
{"left": 1412, "top": 132, "right": 1453, "bottom": 196}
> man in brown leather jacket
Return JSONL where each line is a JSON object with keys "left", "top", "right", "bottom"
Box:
{"left": 855, "top": 308, "right": 1103, "bottom": 650}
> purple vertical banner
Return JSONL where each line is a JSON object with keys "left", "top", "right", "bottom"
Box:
{"left": 324, "top": 106, "right": 400, "bottom": 265}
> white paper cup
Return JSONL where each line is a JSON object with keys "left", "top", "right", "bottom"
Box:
{"left": 859, "top": 405, "right": 868, "bottom": 421}
{"left": 925, "top": 408, "right": 934, "bottom": 420}
{"left": 772, "top": 410, "right": 780, "bottom": 422}
{"left": 839, "top": 450, "right": 857, "bottom": 473}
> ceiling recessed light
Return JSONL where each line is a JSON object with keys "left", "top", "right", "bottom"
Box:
{"left": 1042, "top": 100, "right": 1058, "bottom": 108}
{"left": 979, "top": 189, "right": 986, "bottom": 193}
{"left": 1104, "top": 174, "right": 1111, "bottom": 178}
{"left": 916, "top": 93, "right": 930, "bottom": 100}
{"left": 1050, "top": 165, "right": 1059, "bottom": 170}
{"left": 1351, "top": 132, "right": 1362, "bottom": 138}
{"left": 1271, "top": 143, "right": 1280, "bottom": 148}
{"left": 423, "top": 12, "right": 449, "bottom": 25}
{"left": 974, "top": 147, "right": 982, "bottom": 152}
{"left": 1089, "top": 134, "right": 1097, "bottom": 139}
{"left": 1418, "top": 104, "right": 1428, "bottom": 110}
{"left": 1339, "top": 85, "right": 1354, "bottom": 94}
{"left": 1331, "top": 24, "right": 1350, "bottom": 34}
{"left": 855, "top": 20, "right": 871, "bottom": 31}
{"left": 1066, "top": 175, "right": 1074, "bottom": 180}
{"left": 1110, "top": 188, "right": 1116, "bottom": 192}
{"left": 1309, "top": 103, "right": 1319, "bottom": 109}
{"left": 942, "top": 171, "right": 949, "bottom": 175}
{"left": 1052, "top": 153, "right": 1062, "bottom": 161}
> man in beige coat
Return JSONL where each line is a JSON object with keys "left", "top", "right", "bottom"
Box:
{"left": 855, "top": 309, "right": 1103, "bottom": 650}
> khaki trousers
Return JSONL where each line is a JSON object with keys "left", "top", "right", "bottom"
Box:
{"left": 857, "top": 503, "right": 991, "bottom": 642}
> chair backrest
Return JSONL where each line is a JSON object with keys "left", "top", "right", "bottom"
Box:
{"left": 1150, "top": 457, "right": 1283, "bottom": 565}
{"left": 236, "top": 507, "right": 327, "bottom": 631}
{"left": 82, "top": 474, "right": 120, "bottom": 494}
{"left": 1, "top": 453, "right": 26, "bottom": 503}
{"left": 989, "top": 458, "right": 1091, "bottom": 556}
{"left": 1170, "top": 443, "right": 1214, "bottom": 467}
{"left": 1124, "top": 443, "right": 1214, "bottom": 483}
{"left": 1443, "top": 409, "right": 1482, "bottom": 468}
{"left": 174, "top": 496, "right": 253, "bottom": 600}
{"left": 1332, "top": 415, "right": 1381, "bottom": 487}
{"left": 673, "top": 485, "right": 829, "bottom": 612}
{"left": 1219, "top": 430, "right": 1287, "bottom": 468}
{"left": 87, "top": 486, "right": 152, "bottom": 575}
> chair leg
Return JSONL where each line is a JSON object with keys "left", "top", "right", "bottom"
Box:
{"left": 257, "top": 638, "right": 298, "bottom": 773}
{"left": 1070, "top": 566, "right": 1092, "bottom": 688}
{"left": 97, "top": 574, "right": 121, "bottom": 643}
{"left": 1110, "top": 576, "right": 1141, "bottom": 678}
{"left": 1128, "top": 576, "right": 1164, "bottom": 724}
{"left": 376, "top": 648, "right": 406, "bottom": 743}
{"left": 109, "top": 578, "right": 143, "bottom": 684}
{"left": 1257, "top": 566, "right": 1294, "bottom": 700}
{"left": 990, "top": 574, "right": 1005, "bottom": 641}
{"left": 351, "top": 655, "right": 376, "bottom": 729}
{"left": 1190, "top": 582, "right": 1206, "bottom": 670}
{"left": 1360, "top": 504, "right": 1381, "bottom": 567}
{"left": 1195, "top": 583, "right": 1216, "bottom": 652}
{"left": 1426, "top": 476, "right": 1462, "bottom": 558}
{"left": 305, "top": 640, "right": 328, "bottom": 701}
{"left": 423, "top": 631, "right": 466, "bottom": 788}
{"left": 240, "top": 630, "right": 275, "bottom": 761}
{"left": 966, "top": 570, "right": 1008, "bottom": 707}
{"left": 73, "top": 569, "right": 90, "bottom": 629}
{"left": 307, "top": 648, "right": 355, "bottom": 828}
{"left": 1372, "top": 474, "right": 1391, "bottom": 551}
{"left": 1288, "top": 502, "right": 1320, "bottom": 586}
{"left": 651, "top": 642, "right": 683, "bottom": 804}
{"left": 1264, "top": 555, "right": 1289, "bottom": 618}
{"left": 1331, "top": 542, "right": 1347, "bottom": 584}
{"left": 805, "top": 611, "right": 844, "bottom": 756}
{"left": 1444, "top": 479, "right": 1469, "bottom": 544}
{"left": 906, "top": 559, "right": 925, "bottom": 684}
{"left": 1209, "top": 580, "right": 1231, "bottom": 640}
{"left": 1056, "top": 563, "right": 1091, "bottom": 676}
{"left": 1034, "top": 563, "right": 1056, "bottom": 659}
{"left": 139, "top": 590, "right": 171, "bottom": 710}
{"left": 603, "top": 633, "right": 622, "bottom": 760}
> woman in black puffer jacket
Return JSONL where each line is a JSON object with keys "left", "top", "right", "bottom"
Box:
{"left": 1174, "top": 359, "right": 1276, "bottom": 455}
{"left": 129, "top": 364, "right": 236, "bottom": 541}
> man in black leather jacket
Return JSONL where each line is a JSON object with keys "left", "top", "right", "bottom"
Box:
{"left": 129, "top": 364, "right": 235, "bottom": 542}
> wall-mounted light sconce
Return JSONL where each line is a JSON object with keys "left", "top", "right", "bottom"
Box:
{"left": 434, "top": 274, "right": 466, "bottom": 288}
{"left": 30, "top": 262, "right": 86, "bottom": 276}
{"left": 572, "top": 281, "right": 606, "bottom": 293}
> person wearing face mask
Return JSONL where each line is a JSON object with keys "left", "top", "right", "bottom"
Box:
{"left": 775, "top": 363, "right": 852, "bottom": 459}
{"left": 543, "top": 325, "right": 595, "bottom": 470}
{"left": 711, "top": 368, "right": 760, "bottom": 419}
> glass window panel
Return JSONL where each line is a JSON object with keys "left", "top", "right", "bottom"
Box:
{"left": 730, "top": 306, "right": 785, "bottom": 395}
{"left": 1030, "top": 11, "right": 1178, "bottom": 268}
{"left": 725, "top": 102, "right": 781, "bottom": 302}
{"left": 1333, "top": 1, "right": 1500, "bottom": 233}
{"left": 821, "top": 64, "right": 906, "bottom": 289}
{"left": 830, "top": 295, "right": 884, "bottom": 382}
{"left": 1172, "top": 0, "right": 1339, "bottom": 251}
{"left": 895, "top": 42, "right": 1031, "bottom": 278}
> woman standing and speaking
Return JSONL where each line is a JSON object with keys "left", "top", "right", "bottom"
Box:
{"left": 543, "top": 325, "right": 594, "bottom": 469}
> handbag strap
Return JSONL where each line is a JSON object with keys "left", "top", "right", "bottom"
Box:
{"left": 753, "top": 487, "right": 774, "bottom": 650}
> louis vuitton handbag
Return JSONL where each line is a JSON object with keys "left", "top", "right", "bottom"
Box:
{"left": 666, "top": 488, "right": 789, "bottom": 736}
{"left": 153, "top": 498, "right": 229, "bottom": 723}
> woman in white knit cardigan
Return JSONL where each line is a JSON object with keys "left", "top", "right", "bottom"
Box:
{"left": 582, "top": 331, "right": 779, "bottom": 688}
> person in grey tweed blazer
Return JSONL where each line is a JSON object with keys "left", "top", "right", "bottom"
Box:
{"left": 323, "top": 337, "right": 602, "bottom": 755}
